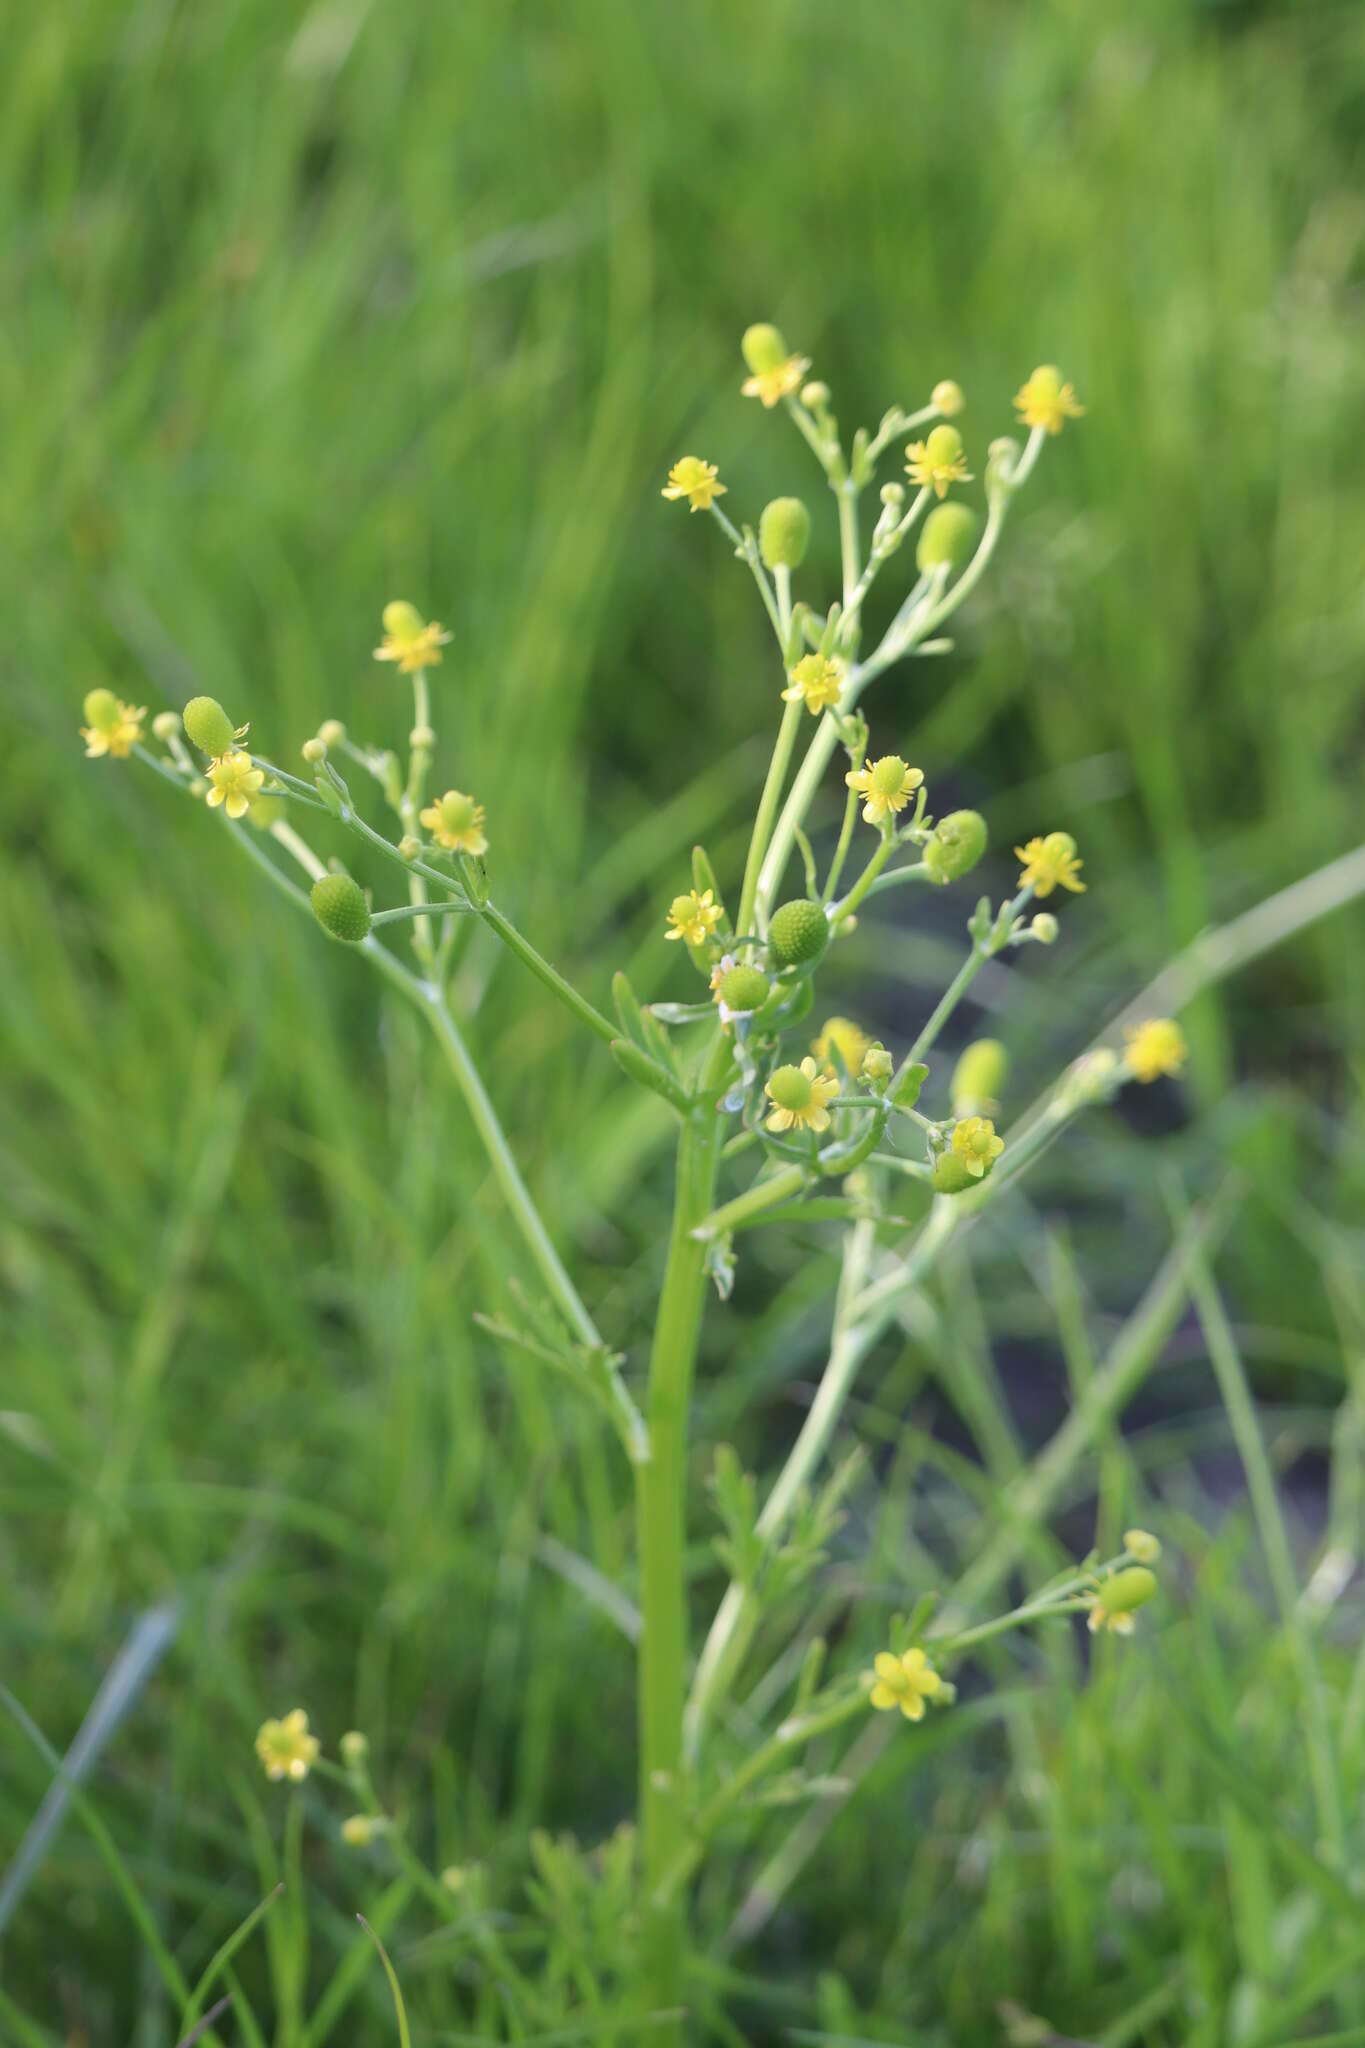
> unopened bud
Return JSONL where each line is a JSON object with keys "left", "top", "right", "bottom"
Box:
{"left": 759, "top": 498, "right": 811, "bottom": 570}
{"left": 301, "top": 736, "right": 326, "bottom": 763}
{"left": 152, "top": 710, "right": 182, "bottom": 741}
{"left": 932, "top": 379, "right": 965, "bottom": 417}
{"left": 318, "top": 719, "right": 346, "bottom": 748}
{"left": 1031, "top": 913, "right": 1059, "bottom": 944}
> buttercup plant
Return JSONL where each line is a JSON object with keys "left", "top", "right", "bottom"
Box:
{"left": 80, "top": 328, "right": 1195, "bottom": 2039}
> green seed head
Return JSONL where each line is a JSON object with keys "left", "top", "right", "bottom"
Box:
{"left": 923, "top": 423, "right": 964, "bottom": 468}
{"left": 717, "top": 964, "right": 769, "bottom": 1012}
{"left": 916, "top": 502, "right": 980, "bottom": 576}
{"left": 741, "top": 323, "right": 788, "bottom": 375}
{"left": 768, "top": 899, "right": 828, "bottom": 967}
{"left": 381, "top": 600, "right": 425, "bottom": 641}
{"left": 924, "top": 810, "right": 988, "bottom": 885}
{"left": 767, "top": 1063, "right": 813, "bottom": 1112}
{"left": 759, "top": 497, "right": 811, "bottom": 570}
{"left": 311, "top": 873, "right": 371, "bottom": 943}
{"left": 951, "top": 1039, "right": 1008, "bottom": 1118}
{"left": 183, "top": 695, "right": 239, "bottom": 758}
{"left": 1097, "top": 1565, "right": 1158, "bottom": 1617}
{"left": 82, "top": 688, "right": 119, "bottom": 730}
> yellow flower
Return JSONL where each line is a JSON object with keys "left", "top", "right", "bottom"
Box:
{"left": 764, "top": 1057, "right": 839, "bottom": 1135}
{"left": 1013, "top": 365, "right": 1085, "bottom": 436}
{"left": 1123, "top": 1019, "right": 1187, "bottom": 1084}
{"left": 665, "top": 888, "right": 723, "bottom": 947}
{"left": 420, "top": 789, "right": 488, "bottom": 855}
{"left": 845, "top": 755, "right": 923, "bottom": 826}
{"left": 661, "top": 457, "right": 725, "bottom": 512}
{"left": 373, "top": 600, "right": 452, "bottom": 673}
{"left": 951, "top": 1115, "right": 1004, "bottom": 1179}
{"left": 1014, "top": 831, "right": 1085, "bottom": 897}
{"left": 81, "top": 690, "right": 145, "bottom": 760}
{"left": 255, "top": 1708, "right": 320, "bottom": 1782}
{"left": 868, "top": 1646, "right": 942, "bottom": 1721}
{"left": 742, "top": 354, "right": 811, "bottom": 408}
{"left": 782, "top": 654, "right": 846, "bottom": 716}
{"left": 206, "top": 750, "right": 266, "bottom": 820}
{"left": 905, "top": 425, "right": 972, "bottom": 499}
{"left": 813, "top": 1017, "right": 871, "bottom": 1075}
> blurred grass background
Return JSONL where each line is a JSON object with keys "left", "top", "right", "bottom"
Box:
{"left": 3, "top": 0, "right": 1365, "bottom": 2041}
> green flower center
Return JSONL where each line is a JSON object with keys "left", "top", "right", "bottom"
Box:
{"left": 924, "top": 425, "right": 963, "bottom": 467}
{"left": 769, "top": 1065, "right": 813, "bottom": 1112}
{"left": 441, "top": 794, "right": 477, "bottom": 835}
{"left": 870, "top": 757, "right": 908, "bottom": 797}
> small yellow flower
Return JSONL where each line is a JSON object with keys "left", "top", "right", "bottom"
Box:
{"left": 1014, "top": 365, "right": 1085, "bottom": 436}
{"left": 742, "top": 354, "right": 811, "bottom": 408}
{"left": 868, "top": 1646, "right": 942, "bottom": 1721}
{"left": 420, "top": 789, "right": 488, "bottom": 855}
{"left": 1123, "top": 1019, "right": 1187, "bottom": 1084}
{"left": 81, "top": 690, "right": 146, "bottom": 760}
{"left": 373, "top": 600, "right": 452, "bottom": 674}
{"left": 206, "top": 750, "right": 266, "bottom": 820}
{"left": 665, "top": 888, "right": 723, "bottom": 947}
{"left": 905, "top": 425, "right": 972, "bottom": 499}
{"left": 764, "top": 1057, "right": 839, "bottom": 1135}
{"left": 1015, "top": 831, "right": 1085, "bottom": 897}
{"left": 951, "top": 1115, "right": 1004, "bottom": 1179}
{"left": 844, "top": 755, "right": 924, "bottom": 826}
{"left": 255, "top": 1708, "right": 320, "bottom": 1782}
{"left": 813, "top": 1017, "right": 871, "bottom": 1075}
{"left": 782, "top": 654, "right": 846, "bottom": 716}
{"left": 661, "top": 457, "right": 725, "bottom": 512}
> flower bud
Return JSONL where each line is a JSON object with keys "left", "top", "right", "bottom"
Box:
{"left": 741, "top": 323, "right": 788, "bottom": 375}
{"left": 931, "top": 1152, "right": 976, "bottom": 1196}
{"left": 152, "top": 710, "right": 182, "bottom": 741}
{"left": 1031, "top": 913, "right": 1059, "bottom": 944}
{"left": 768, "top": 898, "right": 828, "bottom": 967}
{"left": 311, "top": 873, "right": 371, "bottom": 943}
{"left": 759, "top": 497, "right": 811, "bottom": 570}
{"left": 861, "top": 1042, "right": 894, "bottom": 1087}
{"left": 801, "top": 380, "right": 830, "bottom": 409}
{"left": 398, "top": 834, "right": 421, "bottom": 862}
{"left": 83, "top": 688, "right": 119, "bottom": 730}
{"left": 951, "top": 1039, "right": 1007, "bottom": 1118}
{"left": 879, "top": 481, "right": 905, "bottom": 509}
{"left": 717, "top": 964, "right": 769, "bottom": 1012}
{"left": 932, "top": 379, "right": 965, "bottom": 416}
{"left": 182, "top": 695, "right": 239, "bottom": 758}
{"left": 340, "top": 1729, "right": 369, "bottom": 1767}
{"left": 986, "top": 437, "right": 1021, "bottom": 495}
{"left": 1096, "top": 1565, "right": 1158, "bottom": 1617}
{"left": 318, "top": 719, "right": 346, "bottom": 748}
{"left": 410, "top": 724, "right": 436, "bottom": 750}
{"left": 916, "top": 502, "right": 979, "bottom": 577}
{"left": 1123, "top": 1529, "right": 1161, "bottom": 1564}
{"left": 341, "top": 1815, "right": 377, "bottom": 1847}
{"left": 301, "top": 736, "right": 326, "bottom": 763}
{"left": 924, "top": 810, "right": 987, "bottom": 885}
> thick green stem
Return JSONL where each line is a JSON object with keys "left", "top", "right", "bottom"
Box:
{"left": 737, "top": 696, "right": 804, "bottom": 941}
{"left": 635, "top": 1036, "right": 730, "bottom": 2030}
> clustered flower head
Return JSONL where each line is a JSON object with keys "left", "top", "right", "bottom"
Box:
{"left": 373, "top": 600, "right": 452, "bottom": 674}
{"left": 764, "top": 1057, "right": 839, "bottom": 1134}
{"left": 662, "top": 457, "right": 725, "bottom": 512}
{"left": 905, "top": 424, "right": 972, "bottom": 499}
{"left": 740, "top": 323, "right": 810, "bottom": 408}
{"left": 1014, "top": 364, "right": 1085, "bottom": 436}
{"left": 782, "top": 654, "right": 845, "bottom": 716}
{"left": 868, "top": 1646, "right": 943, "bottom": 1721}
{"left": 81, "top": 689, "right": 145, "bottom": 760}
{"left": 665, "top": 888, "right": 724, "bottom": 947}
{"left": 951, "top": 1114, "right": 1004, "bottom": 1179}
{"left": 845, "top": 755, "right": 923, "bottom": 826}
{"left": 255, "top": 1708, "right": 320, "bottom": 1782}
{"left": 420, "top": 789, "right": 488, "bottom": 856}
{"left": 1123, "top": 1018, "right": 1187, "bottom": 1083}
{"left": 1015, "top": 831, "right": 1085, "bottom": 897}
{"left": 206, "top": 750, "right": 266, "bottom": 820}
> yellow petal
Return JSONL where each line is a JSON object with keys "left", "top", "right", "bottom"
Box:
{"left": 873, "top": 1651, "right": 903, "bottom": 1685}
{"left": 900, "top": 1693, "right": 926, "bottom": 1721}
{"left": 869, "top": 1682, "right": 898, "bottom": 1710}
